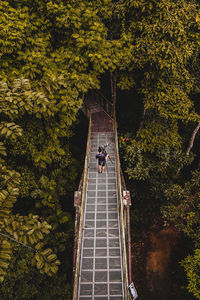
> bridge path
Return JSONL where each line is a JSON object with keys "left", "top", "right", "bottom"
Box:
{"left": 77, "top": 111, "right": 125, "bottom": 300}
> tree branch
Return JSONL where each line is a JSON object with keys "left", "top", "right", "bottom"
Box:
{"left": 177, "top": 122, "right": 200, "bottom": 176}
{"left": 0, "top": 232, "right": 36, "bottom": 252}
{"left": 139, "top": 106, "right": 146, "bottom": 130}
{"left": 186, "top": 122, "right": 200, "bottom": 155}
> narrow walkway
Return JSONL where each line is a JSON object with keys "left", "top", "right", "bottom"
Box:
{"left": 77, "top": 112, "right": 125, "bottom": 299}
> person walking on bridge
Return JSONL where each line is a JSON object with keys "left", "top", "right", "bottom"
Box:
{"left": 96, "top": 147, "right": 107, "bottom": 173}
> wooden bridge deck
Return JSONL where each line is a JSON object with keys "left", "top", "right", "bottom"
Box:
{"left": 77, "top": 111, "right": 125, "bottom": 299}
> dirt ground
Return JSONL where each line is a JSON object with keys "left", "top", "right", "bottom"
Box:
{"left": 132, "top": 226, "right": 179, "bottom": 300}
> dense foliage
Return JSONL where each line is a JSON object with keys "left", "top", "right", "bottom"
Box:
{"left": 0, "top": 0, "right": 115, "bottom": 298}
{"left": 116, "top": 0, "right": 200, "bottom": 299}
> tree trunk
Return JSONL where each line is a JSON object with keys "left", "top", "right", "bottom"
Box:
{"left": 110, "top": 72, "right": 116, "bottom": 117}
{"left": 177, "top": 122, "right": 200, "bottom": 175}
{"left": 186, "top": 122, "right": 200, "bottom": 155}
{"left": 113, "top": 76, "right": 116, "bottom": 108}
{"left": 139, "top": 106, "right": 146, "bottom": 130}
{"left": 110, "top": 72, "right": 114, "bottom": 102}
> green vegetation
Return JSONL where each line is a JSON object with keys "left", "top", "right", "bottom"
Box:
{"left": 1, "top": 0, "right": 200, "bottom": 299}
{"left": 116, "top": 1, "right": 200, "bottom": 299}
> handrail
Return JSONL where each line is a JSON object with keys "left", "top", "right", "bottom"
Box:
{"left": 120, "top": 170, "right": 132, "bottom": 285}
{"left": 72, "top": 170, "right": 84, "bottom": 281}
{"left": 113, "top": 108, "right": 130, "bottom": 299}
{"left": 95, "top": 90, "right": 114, "bottom": 118}
{"left": 96, "top": 90, "right": 114, "bottom": 106}
{"left": 72, "top": 112, "right": 91, "bottom": 300}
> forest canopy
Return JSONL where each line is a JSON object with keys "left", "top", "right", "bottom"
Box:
{"left": 0, "top": 0, "right": 200, "bottom": 299}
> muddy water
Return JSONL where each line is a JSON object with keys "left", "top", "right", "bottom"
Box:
{"left": 145, "top": 227, "right": 179, "bottom": 299}
{"left": 132, "top": 227, "right": 180, "bottom": 300}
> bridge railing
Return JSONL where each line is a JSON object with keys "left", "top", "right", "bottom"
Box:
{"left": 73, "top": 112, "right": 91, "bottom": 300}
{"left": 95, "top": 90, "right": 114, "bottom": 118}
{"left": 114, "top": 114, "right": 130, "bottom": 299}
{"left": 83, "top": 90, "right": 114, "bottom": 119}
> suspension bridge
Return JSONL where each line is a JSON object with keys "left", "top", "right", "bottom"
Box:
{"left": 73, "top": 92, "right": 137, "bottom": 300}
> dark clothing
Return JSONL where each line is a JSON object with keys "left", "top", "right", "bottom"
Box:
{"left": 96, "top": 153, "right": 106, "bottom": 166}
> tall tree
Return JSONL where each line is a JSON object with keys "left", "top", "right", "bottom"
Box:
{"left": 115, "top": 0, "right": 200, "bottom": 151}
